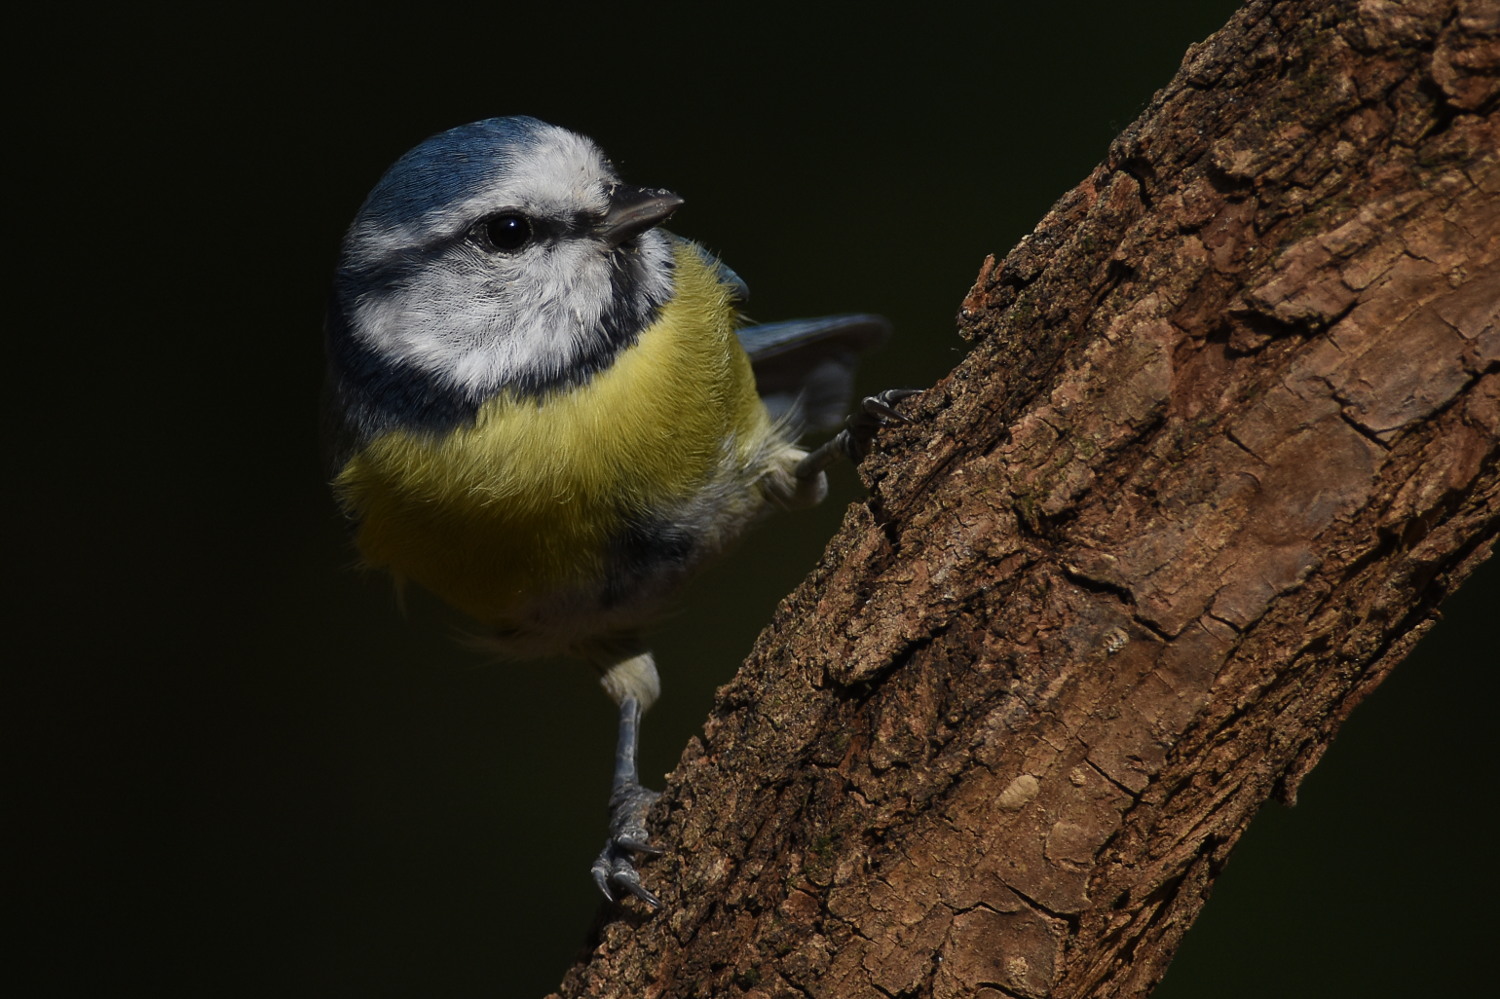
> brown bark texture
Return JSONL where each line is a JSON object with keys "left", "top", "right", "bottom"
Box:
{"left": 554, "top": 1, "right": 1499, "bottom": 996}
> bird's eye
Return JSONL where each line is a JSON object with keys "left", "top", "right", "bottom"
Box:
{"left": 474, "top": 213, "right": 533, "bottom": 252}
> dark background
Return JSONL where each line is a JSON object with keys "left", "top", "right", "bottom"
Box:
{"left": 13, "top": 3, "right": 1494, "bottom": 996}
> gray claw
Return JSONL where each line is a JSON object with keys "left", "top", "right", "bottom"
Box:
{"left": 843, "top": 388, "right": 920, "bottom": 460}
{"left": 861, "top": 388, "right": 919, "bottom": 426}
{"left": 591, "top": 840, "right": 662, "bottom": 908}
{"left": 592, "top": 854, "right": 662, "bottom": 908}
{"left": 592, "top": 780, "right": 663, "bottom": 907}
{"left": 590, "top": 857, "right": 615, "bottom": 901}
{"left": 614, "top": 833, "right": 665, "bottom": 855}
{"left": 794, "top": 387, "right": 921, "bottom": 480}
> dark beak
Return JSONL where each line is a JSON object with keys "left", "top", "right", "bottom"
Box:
{"left": 598, "top": 184, "right": 685, "bottom": 247}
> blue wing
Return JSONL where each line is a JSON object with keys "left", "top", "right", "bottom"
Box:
{"left": 737, "top": 314, "right": 892, "bottom": 435}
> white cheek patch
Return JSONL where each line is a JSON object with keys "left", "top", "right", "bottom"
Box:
{"left": 462, "top": 241, "right": 618, "bottom": 389}
{"left": 350, "top": 232, "right": 669, "bottom": 400}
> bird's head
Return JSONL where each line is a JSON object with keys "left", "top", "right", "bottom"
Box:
{"left": 331, "top": 116, "right": 684, "bottom": 408}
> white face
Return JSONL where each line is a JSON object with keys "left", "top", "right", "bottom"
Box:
{"left": 337, "top": 120, "right": 676, "bottom": 401}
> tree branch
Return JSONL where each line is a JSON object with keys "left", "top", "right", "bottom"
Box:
{"left": 553, "top": 1, "right": 1498, "bottom": 995}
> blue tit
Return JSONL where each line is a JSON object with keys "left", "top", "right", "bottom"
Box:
{"left": 324, "top": 116, "right": 909, "bottom": 907}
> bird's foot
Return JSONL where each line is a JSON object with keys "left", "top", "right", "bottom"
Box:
{"left": 590, "top": 781, "right": 664, "bottom": 907}
{"left": 844, "top": 388, "right": 920, "bottom": 459}
{"left": 795, "top": 388, "right": 919, "bottom": 479}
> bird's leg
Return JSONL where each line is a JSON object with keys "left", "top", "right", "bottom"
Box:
{"left": 591, "top": 655, "right": 664, "bottom": 907}
{"left": 795, "top": 388, "right": 919, "bottom": 481}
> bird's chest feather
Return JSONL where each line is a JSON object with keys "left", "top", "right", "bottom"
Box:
{"left": 335, "top": 246, "right": 778, "bottom": 624}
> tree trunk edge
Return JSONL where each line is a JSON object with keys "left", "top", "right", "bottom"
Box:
{"left": 553, "top": 1, "right": 1499, "bottom": 996}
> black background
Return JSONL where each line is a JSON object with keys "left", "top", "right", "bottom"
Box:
{"left": 12, "top": 3, "right": 1495, "bottom": 996}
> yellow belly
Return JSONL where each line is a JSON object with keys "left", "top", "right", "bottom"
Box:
{"left": 333, "top": 242, "right": 780, "bottom": 629}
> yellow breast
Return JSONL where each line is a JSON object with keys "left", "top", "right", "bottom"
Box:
{"left": 333, "top": 241, "right": 778, "bottom": 626}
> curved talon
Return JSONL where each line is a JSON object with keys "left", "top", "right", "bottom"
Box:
{"left": 841, "top": 389, "right": 918, "bottom": 461}
{"left": 614, "top": 834, "right": 665, "bottom": 855}
{"left": 860, "top": 388, "right": 920, "bottom": 427}
{"left": 591, "top": 839, "right": 663, "bottom": 908}
{"left": 592, "top": 773, "right": 663, "bottom": 907}
{"left": 590, "top": 858, "right": 616, "bottom": 902}
{"left": 798, "top": 387, "right": 921, "bottom": 475}
{"left": 610, "top": 865, "right": 662, "bottom": 908}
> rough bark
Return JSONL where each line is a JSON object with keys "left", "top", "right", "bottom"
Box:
{"left": 553, "top": 1, "right": 1499, "bottom": 996}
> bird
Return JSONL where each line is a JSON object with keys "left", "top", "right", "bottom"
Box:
{"left": 323, "top": 116, "right": 911, "bottom": 907}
